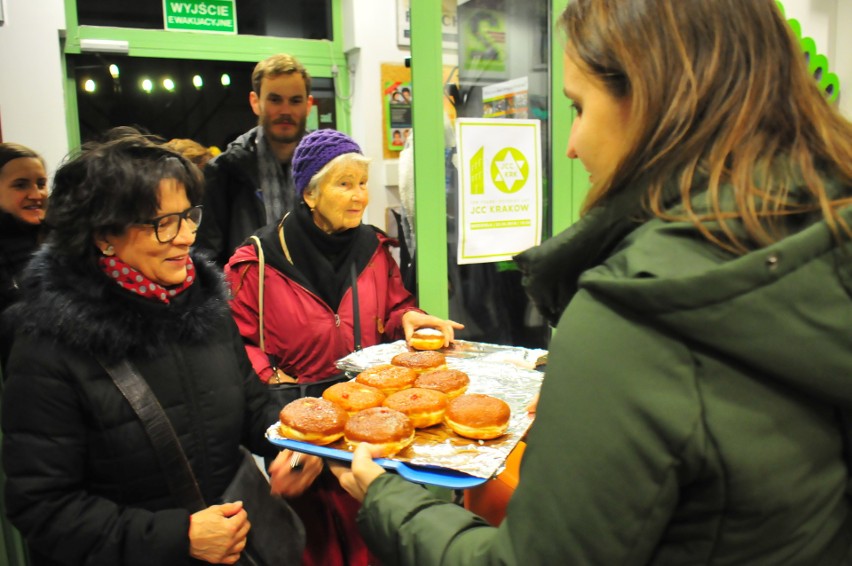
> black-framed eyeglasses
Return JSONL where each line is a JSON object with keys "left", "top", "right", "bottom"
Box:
{"left": 138, "top": 205, "right": 203, "bottom": 243}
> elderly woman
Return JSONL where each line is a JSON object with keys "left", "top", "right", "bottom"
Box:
{"left": 0, "top": 143, "right": 48, "bottom": 367}
{"left": 226, "top": 128, "right": 462, "bottom": 565}
{"left": 2, "top": 131, "right": 313, "bottom": 566}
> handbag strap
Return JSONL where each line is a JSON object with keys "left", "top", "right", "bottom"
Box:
{"left": 250, "top": 234, "right": 286, "bottom": 383}
{"left": 249, "top": 235, "right": 266, "bottom": 352}
{"left": 350, "top": 262, "right": 362, "bottom": 351}
{"left": 99, "top": 358, "right": 206, "bottom": 512}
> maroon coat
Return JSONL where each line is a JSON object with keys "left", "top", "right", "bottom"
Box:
{"left": 226, "top": 230, "right": 419, "bottom": 383}
{"left": 225, "top": 225, "right": 421, "bottom": 566}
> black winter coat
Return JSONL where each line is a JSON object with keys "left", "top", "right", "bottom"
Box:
{"left": 2, "top": 247, "right": 281, "bottom": 566}
{"left": 0, "top": 211, "right": 41, "bottom": 368}
{"left": 197, "top": 127, "right": 295, "bottom": 267}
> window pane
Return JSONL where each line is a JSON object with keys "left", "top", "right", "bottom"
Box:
{"left": 76, "top": 0, "right": 332, "bottom": 40}
{"left": 445, "top": 0, "right": 551, "bottom": 349}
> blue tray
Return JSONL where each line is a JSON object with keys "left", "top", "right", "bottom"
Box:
{"left": 266, "top": 431, "right": 488, "bottom": 489}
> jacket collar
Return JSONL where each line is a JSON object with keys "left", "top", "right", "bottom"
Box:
{"left": 7, "top": 247, "right": 231, "bottom": 363}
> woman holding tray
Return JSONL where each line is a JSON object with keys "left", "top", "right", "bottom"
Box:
{"left": 225, "top": 128, "right": 462, "bottom": 565}
{"left": 331, "top": 1, "right": 852, "bottom": 564}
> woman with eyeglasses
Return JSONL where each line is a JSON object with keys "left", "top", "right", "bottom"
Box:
{"left": 1, "top": 130, "right": 312, "bottom": 565}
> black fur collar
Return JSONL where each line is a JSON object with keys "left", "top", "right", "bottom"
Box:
{"left": 7, "top": 246, "right": 231, "bottom": 363}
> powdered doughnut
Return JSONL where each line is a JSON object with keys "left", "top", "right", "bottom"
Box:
{"left": 409, "top": 328, "right": 445, "bottom": 351}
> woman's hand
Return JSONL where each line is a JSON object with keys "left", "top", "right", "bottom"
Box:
{"left": 189, "top": 502, "right": 250, "bottom": 564}
{"left": 268, "top": 450, "right": 323, "bottom": 497}
{"left": 328, "top": 443, "right": 386, "bottom": 503}
{"left": 402, "top": 311, "right": 465, "bottom": 348}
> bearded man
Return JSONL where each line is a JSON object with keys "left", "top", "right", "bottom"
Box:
{"left": 197, "top": 53, "right": 313, "bottom": 266}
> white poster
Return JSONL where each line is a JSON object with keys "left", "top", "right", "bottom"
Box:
{"left": 455, "top": 118, "right": 542, "bottom": 264}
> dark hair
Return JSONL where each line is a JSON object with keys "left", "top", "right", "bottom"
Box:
{"left": 46, "top": 128, "right": 203, "bottom": 263}
{"left": 561, "top": 0, "right": 852, "bottom": 252}
{"left": 0, "top": 143, "right": 45, "bottom": 172}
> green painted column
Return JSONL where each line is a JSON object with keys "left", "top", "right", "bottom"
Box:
{"left": 409, "top": 0, "right": 449, "bottom": 318}
{"left": 551, "top": 0, "right": 588, "bottom": 232}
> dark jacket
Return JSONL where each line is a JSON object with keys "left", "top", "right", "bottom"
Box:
{"left": 0, "top": 211, "right": 41, "bottom": 368}
{"left": 197, "top": 127, "right": 294, "bottom": 267}
{"left": 2, "top": 247, "right": 281, "bottom": 566}
{"left": 354, "top": 181, "right": 852, "bottom": 565}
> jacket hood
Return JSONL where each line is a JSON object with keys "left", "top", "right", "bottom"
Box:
{"left": 6, "top": 246, "right": 232, "bottom": 363}
{"left": 579, "top": 205, "right": 852, "bottom": 405}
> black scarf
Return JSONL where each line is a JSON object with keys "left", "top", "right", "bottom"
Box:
{"left": 270, "top": 201, "right": 378, "bottom": 309}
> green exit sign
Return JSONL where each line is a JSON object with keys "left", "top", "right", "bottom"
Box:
{"left": 163, "top": 0, "right": 237, "bottom": 34}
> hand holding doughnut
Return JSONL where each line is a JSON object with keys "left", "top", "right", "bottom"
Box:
{"left": 402, "top": 311, "right": 464, "bottom": 349}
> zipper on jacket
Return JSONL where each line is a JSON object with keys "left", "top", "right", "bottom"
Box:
{"left": 334, "top": 314, "right": 340, "bottom": 327}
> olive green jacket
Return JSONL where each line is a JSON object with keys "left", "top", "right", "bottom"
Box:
{"left": 356, "top": 186, "right": 852, "bottom": 565}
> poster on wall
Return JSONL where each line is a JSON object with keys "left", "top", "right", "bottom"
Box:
{"left": 384, "top": 81, "right": 412, "bottom": 152}
{"left": 455, "top": 118, "right": 541, "bottom": 264}
{"left": 482, "top": 76, "right": 528, "bottom": 119}
{"left": 458, "top": 1, "right": 508, "bottom": 79}
{"left": 397, "top": 0, "right": 459, "bottom": 49}
{"left": 380, "top": 64, "right": 459, "bottom": 159}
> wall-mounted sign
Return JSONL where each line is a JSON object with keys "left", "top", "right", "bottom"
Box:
{"left": 458, "top": 2, "right": 507, "bottom": 79}
{"left": 456, "top": 118, "right": 542, "bottom": 264}
{"left": 397, "top": 0, "right": 458, "bottom": 49}
{"left": 163, "top": 0, "right": 237, "bottom": 34}
{"left": 482, "top": 76, "right": 528, "bottom": 119}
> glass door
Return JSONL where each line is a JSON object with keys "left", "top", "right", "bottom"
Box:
{"left": 409, "top": 0, "right": 555, "bottom": 349}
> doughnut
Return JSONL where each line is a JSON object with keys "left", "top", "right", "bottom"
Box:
{"left": 382, "top": 387, "right": 448, "bottom": 428}
{"left": 445, "top": 394, "right": 511, "bottom": 440}
{"left": 343, "top": 407, "right": 415, "bottom": 457}
{"left": 414, "top": 369, "right": 470, "bottom": 399}
{"left": 278, "top": 397, "right": 348, "bottom": 445}
{"left": 390, "top": 351, "right": 447, "bottom": 375}
{"left": 322, "top": 381, "right": 386, "bottom": 415}
{"left": 409, "top": 328, "right": 445, "bottom": 351}
{"left": 355, "top": 364, "right": 417, "bottom": 395}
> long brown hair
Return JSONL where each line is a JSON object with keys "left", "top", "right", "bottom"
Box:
{"left": 561, "top": 0, "right": 852, "bottom": 253}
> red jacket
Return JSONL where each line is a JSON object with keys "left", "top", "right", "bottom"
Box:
{"left": 226, "top": 227, "right": 419, "bottom": 566}
{"left": 226, "top": 230, "right": 420, "bottom": 383}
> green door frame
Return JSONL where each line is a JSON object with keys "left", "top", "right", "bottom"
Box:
{"left": 61, "top": 0, "right": 351, "bottom": 150}
{"left": 409, "top": 0, "right": 583, "bottom": 318}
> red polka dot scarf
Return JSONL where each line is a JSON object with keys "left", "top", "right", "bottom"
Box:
{"left": 98, "top": 255, "right": 196, "bottom": 304}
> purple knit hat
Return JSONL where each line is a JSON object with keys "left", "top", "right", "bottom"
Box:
{"left": 291, "top": 129, "right": 363, "bottom": 195}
